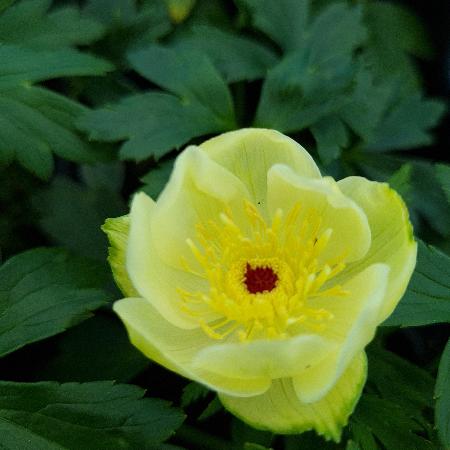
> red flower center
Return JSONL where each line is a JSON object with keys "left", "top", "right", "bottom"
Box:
{"left": 244, "top": 264, "right": 278, "bottom": 294}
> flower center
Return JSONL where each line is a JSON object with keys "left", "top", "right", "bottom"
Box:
{"left": 244, "top": 263, "right": 278, "bottom": 294}
{"left": 178, "top": 200, "right": 349, "bottom": 342}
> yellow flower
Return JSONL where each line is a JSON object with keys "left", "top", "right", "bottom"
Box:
{"left": 103, "top": 129, "right": 417, "bottom": 441}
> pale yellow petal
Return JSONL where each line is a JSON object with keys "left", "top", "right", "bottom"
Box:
{"left": 337, "top": 177, "right": 417, "bottom": 322}
{"left": 292, "top": 263, "right": 389, "bottom": 403}
{"left": 219, "top": 352, "right": 367, "bottom": 442}
{"left": 200, "top": 128, "right": 321, "bottom": 208}
{"left": 102, "top": 215, "right": 139, "bottom": 298}
{"left": 114, "top": 297, "right": 271, "bottom": 396}
{"left": 151, "top": 145, "right": 251, "bottom": 269}
{"left": 192, "top": 334, "right": 337, "bottom": 380}
{"left": 267, "top": 164, "right": 371, "bottom": 262}
{"left": 127, "top": 191, "right": 211, "bottom": 329}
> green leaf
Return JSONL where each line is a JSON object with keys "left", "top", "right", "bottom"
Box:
{"left": 254, "top": 3, "right": 365, "bottom": 132}
{"left": 365, "top": 93, "right": 446, "bottom": 152}
{"left": 141, "top": 159, "right": 174, "bottom": 199}
{"left": 33, "top": 163, "right": 126, "bottom": 260}
{"left": 0, "top": 87, "right": 112, "bottom": 179}
{"left": 435, "top": 339, "right": 450, "bottom": 449}
{"left": 363, "top": 2, "right": 432, "bottom": 83}
{"left": 0, "top": 248, "right": 108, "bottom": 358}
{"left": 0, "top": 380, "right": 185, "bottom": 449}
{"left": 0, "top": 0, "right": 105, "bottom": 49}
{"left": 311, "top": 115, "right": 349, "bottom": 165}
{"left": 240, "top": 0, "right": 309, "bottom": 52}
{"left": 384, "top": 241, "right": 450, "bottom": 327}
{"left": 78, "top": 44, "right": 235, "bottom": 161}
{"left": 127, "top": 44, "right": 235, "bottom": 126}
{"left": 352, "top": 395, "right": 434, "bottom": 450}
{"left": 0, "top": 45, "right": 113, "bottom": 90}
{"left": 83, "top": 0, "right": 172, "bottom": 63}
{"left": 368, "top": 346, "right": 434, "bottom": 409}
{"left": 436, "top": 164, "right": 450, "bottom": 204}
{"left": 348, "top": 422, "right": 378, "bottom": 450}
{"left": 172, "top": 24, "right": 278, "bottom": 82}
{"left": 32, "top": 314, "right": 149, "bottom": 383}
{"left": 78, "top": 92, "right": 227, "bottom": 161}
{"left": 181, "top": 382, "right": 209, "bottom": 408}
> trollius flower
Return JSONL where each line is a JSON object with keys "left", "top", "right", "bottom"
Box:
{"left": 104, "top": 129, "right": 417, "bottom": 441}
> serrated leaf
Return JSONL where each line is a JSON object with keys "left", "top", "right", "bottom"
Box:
{"left": 78, "top": 92, "right": 227, "bottom": 161}
{"left": 254, "top": 3, "right": 365, "bottom": 132}
{"left": 77, "top": 44, "right": 236, "bottom": 160}
{"left": 33, "top": 164, "right": 126, "bottom": 260}
{"left": 435, "top": 339, "right": 450, "bottom": 448}
{"left": 352, "top": 395, "right": 434, "bottom": 450}
{"left": 384, "top": 241, "right": 450, "bottom": 327}
{"left": 0, "top": 0, "right": 105, "bottom": 49}
{"left": 0, "top": 380, "right": 185, "bottom": 449}
{"left": 128, "top": 45, "right": 235, "bottom": 126}
{"left": 181, "top": 382, "right": 209, "bottom": 408}
{"left": 240, "top": 0, "right": 309, "bottom": 52}
{"left": 141, "top": 159, "right": 174, "bottom": 199}
{"left": 0, "top": 45, "right": 112, "bottom": 89}
{"left": 0, "top": 87, "right": 112, "bottom": 179}
{"left": 172, "top": 25, "right": 278, "bottom": 82}
{"left": 366, "top": 93, "right": 446, "bottom": 152}
{"left": 0, "top": 248, "right": 108, "bottom": 358}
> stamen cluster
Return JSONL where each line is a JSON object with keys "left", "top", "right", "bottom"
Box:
{"left": 179, "top": 201, "right": 349, "bottom": 341}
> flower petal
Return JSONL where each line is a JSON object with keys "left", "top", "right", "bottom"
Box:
{"left": 114, "top": 297, "right": 271, "bottom": 396}
{"left": 219, "top": 352, "right": 367, "bottom": 442}
{"left": 151, "top": 145, "right": 251, "bottom": 269}
{"left": 127, "top": 191, "right": 210, "bottom": 329}
{"left": 192, "top": 334, "right": 337, "bottom": 379}
{"left": 292, "top": 263, "right": 389, "bottom": 403}
{"left": 267, "top": 164, "right": 371, "bottom": 262}
{"left": 337, "top": 177, "right": 417, "bottom": 322}
{"left": 200, "top": 128, "right": 321, "bottom": 208}
{"left": 102, "top": 215, "right": 139, "bottom": 298}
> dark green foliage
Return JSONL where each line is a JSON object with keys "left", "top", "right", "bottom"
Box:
{"left": 0, "top": 248, "right": 108, "bottom": 357}
{"left": 33, "top": 163, "right": 126, "bottom": 260}
{"left": 384, "top": 241, "right": 450, "bottom": 327}
{"left": 0, "top": 380, "right": 185, "bottom": 449}
{"left": 1, "top": 0, "right": 449, "bottom": 449}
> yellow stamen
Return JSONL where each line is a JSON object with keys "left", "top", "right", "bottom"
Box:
{"left": 179, "top": 200, "right": 349, "bottom": 341}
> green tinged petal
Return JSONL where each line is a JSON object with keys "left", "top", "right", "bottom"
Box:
{"left": 219, "top": 352, "right": 367, "bottom": 442}
{"left": 102, "top": 215, "right": 138, "bottom": 298}
{"left": 337, "top": 177, "right": 417, "bottom": 322}
{"left": 200, "top": 128, "right": 321, "bottom": 208}
{"left": 114, "top": 297, "right": 271, "bottom": 396}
